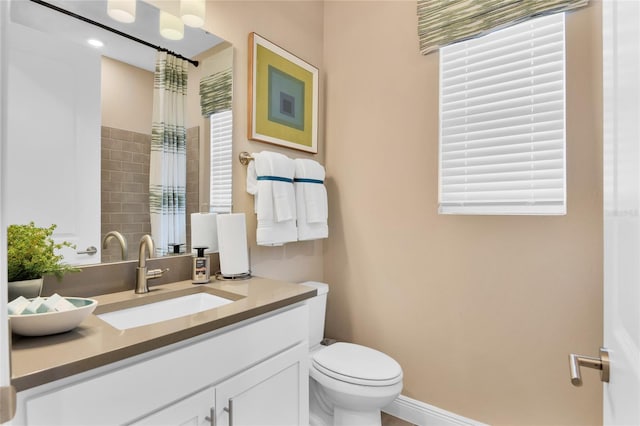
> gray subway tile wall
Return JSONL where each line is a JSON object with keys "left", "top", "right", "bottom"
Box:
{"left": 101, "top": 126, "right": 199, "bottom": 263}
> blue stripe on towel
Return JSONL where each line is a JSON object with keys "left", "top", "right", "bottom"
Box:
{"left": 257, "top": 175, "right": 294, "bottom": 183}
{"left": 294, "top": 178, "right": 324, "bottom": 184}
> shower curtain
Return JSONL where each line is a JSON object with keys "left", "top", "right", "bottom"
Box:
{"left": 150, "top": 51, "right": 188, "bottom": 255}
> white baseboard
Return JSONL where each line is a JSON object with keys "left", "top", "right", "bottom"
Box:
{"left": 383, "top": 394, "right": 488, "bottom": 426}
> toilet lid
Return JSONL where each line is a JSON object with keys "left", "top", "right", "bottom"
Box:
{"left": 312, "top": 342, "right": 403, "bottom": 386}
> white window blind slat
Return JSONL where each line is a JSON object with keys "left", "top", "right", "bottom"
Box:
{"left": 443, "top": 68, "right": 563, "bottom": 100}
{"left": 443, "top": 112, "right": 563, "bottom": 136}
{"left": 442, "top": 159, "right": 564, "bottom": 178}
{"left": 210, "top": 110, "right": 233, "bottom": 214}
{"left": 441, "top": 17, "right": 564, "bottom": 57}
{"left": 445, "top": 87, "right": 560, "bottom": 117}
{"left": 442, "top": 77, "right": 563, "bottom": 106}
{"left": 443, "top": 141, "right": 564, "bottom": 161}
{"left": 443, "top": 119, "right": 565, "bottom": 144}
{"left": 443, "top": 187, "right": 564, "bottom": 201}
{"left": 445, "top": 61, "right": 563, "bottom": 92}
{"left": 442, "top": 179, "right": 565, "bottom": 194}
{"left": 443, "top": 97, "right": 563, "bottom": 123}
{"left": 442, "top": 149, "right": 564, "bottom": 169}
{"left": 442, "top": 169, "right": 564, "bottom": 185}
{"left": 444, "top": 101, "right": 564, "bottom": 131}
{"left": 443, "top": 38, "right": 564, "bottom": 75}
{"left": 439, "top": 14, "right": 566, "bottom": 216}
{"left": 442, "top": 131, "right": 564, "bottom": 153}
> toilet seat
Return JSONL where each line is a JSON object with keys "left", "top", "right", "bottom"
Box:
{"left": 312, "top": 342, "right": 403, "bottom": 387}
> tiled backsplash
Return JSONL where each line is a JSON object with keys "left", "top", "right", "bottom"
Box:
{"left": 42, "top": 253, "right": 220, "bottom": 298}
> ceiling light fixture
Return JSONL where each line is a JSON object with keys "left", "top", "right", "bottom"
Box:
{"left": 159, "top": 11, "right": 184, "bottom": 41}
{"left": 87, "top": 39, "right": 104, "bottom": 48}
{"left": 180, "top": 0, "right": 205, "bottom": 28}
{"left": 107, "top": 0, "right": 136, "bottom": 23}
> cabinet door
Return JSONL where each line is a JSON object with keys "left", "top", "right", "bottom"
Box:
{"left": 132, "top": 387, "right": 214, "bottom": 426}
{"left": 214, "top": 343, "right": 308, "bottom": 426}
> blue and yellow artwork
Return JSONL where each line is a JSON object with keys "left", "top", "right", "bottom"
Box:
{"left": 268, "top": 66, "right": 305, "bottom": 131}
{"left": 250, "top": 33, "right": 318, "bottom": 153}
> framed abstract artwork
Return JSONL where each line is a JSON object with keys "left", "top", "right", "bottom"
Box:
{"left": 248, "top": 32, "right": 318, "bottom": 154}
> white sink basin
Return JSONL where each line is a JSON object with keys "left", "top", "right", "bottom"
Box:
{"left": 97, "top": 293, "right": 233, "bottom": 330}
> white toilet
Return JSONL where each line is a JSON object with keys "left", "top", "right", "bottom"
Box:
{"left": 301, "top": 282, "right": 403, "bottom": 426}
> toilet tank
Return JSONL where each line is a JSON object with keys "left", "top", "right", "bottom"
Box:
{"left": 300, "top": 281, "right": 329, "bottom": 348}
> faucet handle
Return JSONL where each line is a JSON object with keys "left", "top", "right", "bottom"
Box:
{"left": 146, "top": 268, "right": 169, "bottom": 280}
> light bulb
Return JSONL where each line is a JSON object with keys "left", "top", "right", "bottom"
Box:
{"left": 180, "top": 0, "right": 205, "bottom": 28}
{"left": 107, "top": 0, "right": 136, "bottom": 23}
{"left": 87, "top": 39, "right": 104, "bottom": 48}
{"left": 159, "top": 11, "right": 184, "bottom": 41}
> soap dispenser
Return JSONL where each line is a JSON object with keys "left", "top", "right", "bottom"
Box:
{"left": 192, "top": 247, "right": 210, "bottom": 284}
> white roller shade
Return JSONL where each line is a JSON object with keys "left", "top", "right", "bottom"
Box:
{"left": 210, "top": 110, "right": 233, "bottom": 213}
{"left": 439, "top": 13, "right": 566, "bottom": 215}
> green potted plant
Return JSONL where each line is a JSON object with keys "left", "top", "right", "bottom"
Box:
{"left": 7, "top": 222, "right": 79, "bottom": 302}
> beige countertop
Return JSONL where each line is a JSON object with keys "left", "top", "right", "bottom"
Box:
{"left": 10, "top": 277, "right": 315, "bottom": 392}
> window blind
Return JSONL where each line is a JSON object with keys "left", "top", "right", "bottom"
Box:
{"left": 439, "top": 13, "right": 566, "bottom": 215}
{"left": 210, "top": 110, "right": 233, "bottom": 213}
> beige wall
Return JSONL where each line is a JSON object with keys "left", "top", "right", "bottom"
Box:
{"left": 202, "top": 1, "right": 326, "bottom": 282}
{"left": 102, "top": 56, "right": 203, "bottom": 135}
{"left": 323, "top": 1, "right": 603, "bottom": 425}
{"left": 194, "top": 1, "right": 603, "bottom": 423}
{"left": 101, "top": 57, "right": 153, "bottom": 135}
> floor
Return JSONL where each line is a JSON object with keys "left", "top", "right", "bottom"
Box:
{"left": 382, "top": 412, "right": 415, "bottom": 426}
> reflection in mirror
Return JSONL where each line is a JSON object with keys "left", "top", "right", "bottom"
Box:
{"left": 5, "top": 0, "right": 233, "bottom": 266}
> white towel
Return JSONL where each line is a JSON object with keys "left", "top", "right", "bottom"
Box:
{"left": 246, "top": 151, "right": 297, "bottom": 246}
{"left": 294, "top": 159, "right": 328, "bottom": 241}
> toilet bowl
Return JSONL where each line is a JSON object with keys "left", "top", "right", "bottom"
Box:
{"left": 301, "top": 282, "right": 403, "bottom": 426}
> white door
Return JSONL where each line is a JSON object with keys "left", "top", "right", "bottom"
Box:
{"left": 0, "top": 1, "right": 14, "bottom": 424}
{"left": 602, "top": 0, "right": 640, "bottom": 424}
{"left": 5, "top": 13, "right": 101, "bottom": 266}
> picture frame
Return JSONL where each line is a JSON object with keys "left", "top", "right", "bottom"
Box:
{"left": 248, "top": 32, "right": 319, "bottom": 154}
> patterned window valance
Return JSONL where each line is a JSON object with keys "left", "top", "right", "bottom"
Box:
{"left": 200, "top": 68, "right": 232, "bottom": 116}
{"left": 417, "top": 0, "right": 588, "bottom": 55}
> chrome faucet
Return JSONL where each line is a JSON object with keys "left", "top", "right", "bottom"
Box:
{"left": 135, "top": 235, "right": 169, "bottom": 294}
{"left": 102, "top": 230, "right": 128, "bottom": 261}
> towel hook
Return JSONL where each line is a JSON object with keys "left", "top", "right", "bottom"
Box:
{"left": 239, "top": 152, "right": 254, "bottom": 166}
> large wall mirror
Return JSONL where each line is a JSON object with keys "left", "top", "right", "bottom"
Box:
{"left": 5, "top": 0, "right": 233, "bottom": 266}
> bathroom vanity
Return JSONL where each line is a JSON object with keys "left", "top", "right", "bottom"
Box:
{"left": 9, "top": 278, "right": 314, "bottom": 426}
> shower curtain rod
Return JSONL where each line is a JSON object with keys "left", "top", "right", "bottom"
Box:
{"left": 28, "top": 0, "right": 199, "bottom": 67}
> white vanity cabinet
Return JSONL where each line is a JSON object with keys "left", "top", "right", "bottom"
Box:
{"left": 133, "top": 344, "right": 309, "bottom": 426}
{"left": 212, "top": 343, "right": 307, "bottom": 426}
{"left": 135, "top": 344, "right": 307, "bottom": 426}
{"left": 133, "top": 387, "right": 215, "bottom": 426}
{"left": 12, "top": 304, "right": 309, "bottom": 426}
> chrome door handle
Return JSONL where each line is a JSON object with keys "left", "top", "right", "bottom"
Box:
{"left": 569, "top": 347, "right": 610, "bottom": 386}
{"left": 77, "top": 246, "right": 97, "bottom": 255}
